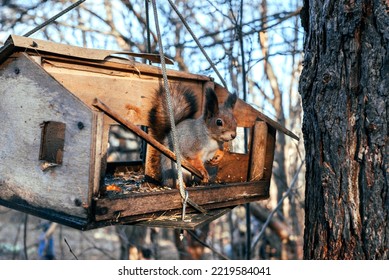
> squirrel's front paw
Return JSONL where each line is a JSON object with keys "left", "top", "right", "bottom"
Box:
{"left": 208, "top": 149, "right": 224, "bottom": 166}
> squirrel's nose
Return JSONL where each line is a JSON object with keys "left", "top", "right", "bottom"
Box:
{"left": 231, "top": 132, "right": 236, "bottom": 139}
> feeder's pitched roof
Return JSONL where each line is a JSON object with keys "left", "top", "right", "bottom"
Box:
{"left": 0, "top": 34, "right": 174, "bottom": 65}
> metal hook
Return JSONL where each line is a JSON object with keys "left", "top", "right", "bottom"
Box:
{"left": 181, "top": 190, "right": 189, "bottom": 222}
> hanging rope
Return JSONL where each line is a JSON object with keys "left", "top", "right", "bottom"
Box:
{"left": 150, "top": 0, "right": 207, "bottom": 216}
{"left": 167, "top": 0, "right": 228, "bottom": 89}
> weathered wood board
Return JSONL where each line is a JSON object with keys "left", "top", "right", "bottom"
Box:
{"left": 42, "top": 57, "right": 207, "bottom": 127}
{"left": 0, "top": 53, "right": 96, "bottom": 220}
{"left": 94, "top": 181, "right": 270, "bottom": 223}
{"left": 135, "top": 208, "right": 233, "bottom": 230}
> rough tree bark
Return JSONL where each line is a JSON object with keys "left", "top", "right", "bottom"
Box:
{"left": 299, "top": 0, "right": 388, "bottom": 259}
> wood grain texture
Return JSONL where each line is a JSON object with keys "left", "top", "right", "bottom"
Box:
{"left": 1, "top": 34, "right": 175, "bottom": 64}
{"left": 214, "top": 152, "right": 249, "bottom": 182}
{"left": 300, "top": 0, "right": 388, "bottom": 259}
{"left": 94, "top": 181, "right": 270, "bottom": 222}
{"left": 248, "top": 121, "right": 268, "bottom": 181}
{"left": 44, "top": 62, "right": 206, "bottom": 122}
{"left": 215, "top": 84, "right": 298, "bottom": 140}
{"left": 0, "top": 54, "right": 93, "bottom": 219}
{"left": 135, "top": 208, "right": 233, "bottom": 230}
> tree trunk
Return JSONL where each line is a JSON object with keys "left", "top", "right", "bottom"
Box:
{"left": 299, "top": 0, "right": 388, "bottom": 259}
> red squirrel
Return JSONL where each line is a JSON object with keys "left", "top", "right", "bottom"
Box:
{"left": 148, "top": 84, "right": 237, "bottom": 188}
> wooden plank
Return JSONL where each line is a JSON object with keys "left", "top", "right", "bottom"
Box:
{"left": 134, "top": 208, "right": 233, "bottom": 230}
{"left": 5, "top": 34, "right": 175, "bottom": 64}
{"left": 248, "top": 121, "right": 268, "bottom": 181}
{"left": 92, "top": 98, "right": 205, "bottom": 180}
{"left": 214, "top": 152, "right": 249, "bottom": 182}
{"left": 0, "top": 198, "right": 89, "bottom": 230}
{"left": 83, "top": 208, "right": 235, "bottom": 230}
{"left": 89, "top": 111, "right": 104, "bottom": 198}
{"left": 42, "top": 60, "right": 206, "bottom": 126}
{"left": 94, "top": 181, "right": 270, "bottom": 222}
{"left": 263, "top": 126, "right": 277, "bottom": 181}
{"left": 0, "top": 54, "right": 93, "bottom": 218}
{"left": 214, "top": 84, "right": 299, "bottom": 140}
{"left": 42, "top": 56, "right": 209, "bottom": 82}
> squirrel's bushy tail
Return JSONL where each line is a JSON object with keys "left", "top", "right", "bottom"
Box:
{"left": 146, "top": 83, "right": 198, "bottom": 182}
{"left": 148, "top": 84, "right": 198, "bottom": 142}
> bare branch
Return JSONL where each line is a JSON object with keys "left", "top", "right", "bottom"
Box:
{"left": 64, "top": 238, "right": 79, "bottom": 260}
{"left": 250, "top": 160, "right": 304, "bottom": 255}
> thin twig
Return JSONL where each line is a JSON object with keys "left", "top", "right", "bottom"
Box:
{"left": 77, "top": 233, "right": 116, "bottom": 260}
{"left": 187, "top": 230, "right": 230, "bottom": 260}
{"left": 23, "top": 0, "right": 86, "bottom": 37}
{"left": 23, "top": 214, "right": 28, "bottom": 260}
{"left": 64, "top": 238, "right": 78, "bottom": 260}
{"left": 250, "top": 160, "right": 305, "bottom": 255}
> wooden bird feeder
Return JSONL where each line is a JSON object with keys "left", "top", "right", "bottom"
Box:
{"left": 0, "top": 35, "right": 298, "bottom": 230}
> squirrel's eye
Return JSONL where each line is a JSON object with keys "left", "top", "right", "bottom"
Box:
{"left": 216, "top": 119, "right": 223, "bottom": 126}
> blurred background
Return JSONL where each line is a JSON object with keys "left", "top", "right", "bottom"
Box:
{"left": 0, "top": 0, "right": 304, "bottom": 260}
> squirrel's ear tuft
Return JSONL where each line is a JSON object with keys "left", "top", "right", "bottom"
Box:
{"left": 204, "top": 88, "right": 219, "bottom": 120}
{"left": 225, "top": 93, "right": 237, "bottom": 109}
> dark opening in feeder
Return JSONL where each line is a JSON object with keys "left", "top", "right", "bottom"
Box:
{"left": 39, "top": 121, "right": 66, "bottom": 165}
